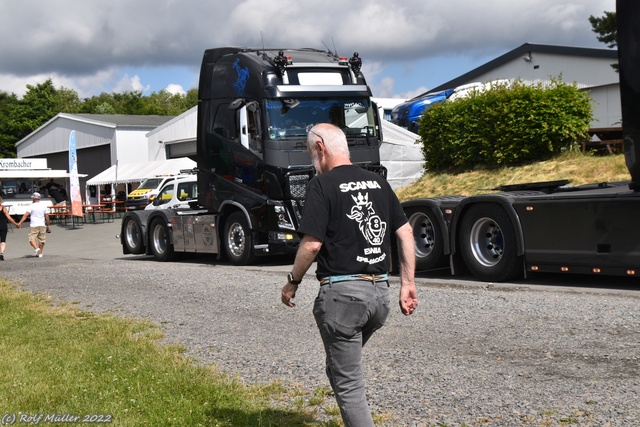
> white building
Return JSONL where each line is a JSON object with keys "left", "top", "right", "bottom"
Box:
{"left": 426, "top": 43, "right": 620, "bottom": 128}
{"left": 15, "top": 113, "right": 174, "bottom": 192}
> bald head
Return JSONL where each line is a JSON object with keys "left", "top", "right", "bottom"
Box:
{"left": 307, "top": 123, "right": 351, "bottom": 173}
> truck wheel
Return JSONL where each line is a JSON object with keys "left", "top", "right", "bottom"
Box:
{"left": 223, "top": 212, "right": 255, "bottom": 265}
{"left": 123, "top": 217, "right": 144, "bottom": 254}
{"left": 149, "top": 218, "right": 175, "bottom": 262}
{"left": 405, "top": 207, "right": 445, "bottom": 271}
{"left": 459, "top": 204, "right": 522, "bottom": 282}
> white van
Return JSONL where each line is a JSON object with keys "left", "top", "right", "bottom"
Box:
{"left": 144, "top": 175, "right": 198, "bottom": 211}
{"left": 125, "top": 176, "right": 176, "bottom": 210}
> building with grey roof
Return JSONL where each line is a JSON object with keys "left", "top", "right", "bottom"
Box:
{"left": 15, "top": 113, "right": 174, "bottom": 192}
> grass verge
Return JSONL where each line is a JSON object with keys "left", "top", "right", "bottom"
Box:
{"left": 396, "top": 152, "right": 629, "bottom": 201}
{"left": 0, "top": 279, "right": 341, "bottom": 426}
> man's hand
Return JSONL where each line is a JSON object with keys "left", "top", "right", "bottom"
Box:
{"left": 281, "top": 283, "right": 298, "bottom": 307}
{"left": 399, "top": 283, "right": 418, "bottom": 315}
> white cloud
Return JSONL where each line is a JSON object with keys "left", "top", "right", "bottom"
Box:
{"left": 112, "top": 74, "right": 150, "bottom": 94}
{"left": 0, "top": 0, "right": 617, "bottom": 97}
{"left": 165, "top": 84, "right": 186, "bottom": 96}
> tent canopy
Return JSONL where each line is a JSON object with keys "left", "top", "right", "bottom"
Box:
{"left": 86, "top": 158, "right": 196, "bottom": 186}
{"left": 379, "top": 120, "right": 423, "bottom": 190}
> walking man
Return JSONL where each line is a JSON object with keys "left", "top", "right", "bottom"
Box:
{"left": 18, "top": 192, "right": 51, "bottom": 258}
{"left": 281, "top": 123, "right": 418, "bottom": 426}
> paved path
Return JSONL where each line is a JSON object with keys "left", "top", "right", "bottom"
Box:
{"left": 2, "top": 218, "right": 123, "bottom": 261}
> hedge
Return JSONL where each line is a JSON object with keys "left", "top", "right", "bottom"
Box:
{"left": 417, "top": 79, "right": 592, "bottom": 172}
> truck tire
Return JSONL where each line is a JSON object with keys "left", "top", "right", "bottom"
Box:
{"left": 405, "top": 206, "right": 445, "bottom": 271}
{"left": 149, "top": 218, "right": 176, "bottom": 262}
{"left": 223, "top": 211, "right": 256, "bottom": 265}
{"left": 459, "top": 204, "right": 522, "bottom": 282}
{"left": 123, "top": 217, "right": 144, "bottom": 254}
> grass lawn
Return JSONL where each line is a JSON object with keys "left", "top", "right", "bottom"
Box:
{"left": 0, "top": 279, "right": 342, "bottom": 427}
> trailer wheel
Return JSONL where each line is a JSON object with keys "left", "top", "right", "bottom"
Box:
{"left": 123, "top": 217, "right": 144, "bottom": 254}
{"left": 223, "top": 212, "right": 256, "bottom": 265}
{"left": 459, "top": 204, "right": 522, "bottom": 282}
{"left": 149, "top": 218, "right": 175, "bottom": 262}
{"left": 405, "top": 207, "right": 445, "bottom": 271}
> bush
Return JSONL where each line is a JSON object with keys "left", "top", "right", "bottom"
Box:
{"left": 418, "top": 79, "right": 592, "bottom": 172}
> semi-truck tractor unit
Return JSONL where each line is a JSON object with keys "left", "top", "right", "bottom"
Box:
{"left": 121, "top": 47, "right": 384, "bottom": 263}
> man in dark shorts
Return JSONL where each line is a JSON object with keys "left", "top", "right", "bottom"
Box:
{"left": 281, "top": 123, "right": 418, "bottom": 426}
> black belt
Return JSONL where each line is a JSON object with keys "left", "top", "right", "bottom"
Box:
{"left": 319, "top": 274, "right": 388, "bottom": 285}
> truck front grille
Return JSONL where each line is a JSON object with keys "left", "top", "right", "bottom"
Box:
{"left": 286, "top": 170, "right": 314, "bottom": 200}
{"left": 365, "top": 164, "right": 387, "bottom": 179}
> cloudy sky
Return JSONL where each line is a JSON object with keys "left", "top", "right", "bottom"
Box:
{"left": 0, "top": 0, "right": 615, "bottom": 100}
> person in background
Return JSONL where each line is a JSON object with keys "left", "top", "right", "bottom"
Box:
{"left": 281, "top": 123, "right": 418, "bottom": 427}
{"left": 17, "top": 192, "right": 51, "bottom": 258}
{"left": 0, "top": 197, "right": 21, "bottom": 260}
{"left": 45, "top": 178, "right": 60, "bottom": 194}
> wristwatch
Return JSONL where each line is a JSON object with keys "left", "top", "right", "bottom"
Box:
{"left": 287, "top": 272, "right": 301, "bottom": 285}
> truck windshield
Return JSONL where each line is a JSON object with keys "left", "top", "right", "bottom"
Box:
{"left": 265, "top": 97, "right": 378, "bottom": 141}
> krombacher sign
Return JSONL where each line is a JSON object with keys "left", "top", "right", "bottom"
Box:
{"left": 0, "top": 158, "right": 48, "bottom": 170}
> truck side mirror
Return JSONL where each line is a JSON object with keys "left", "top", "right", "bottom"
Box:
{"left": 229, "top": 98, "right": 245, "bottom": 110}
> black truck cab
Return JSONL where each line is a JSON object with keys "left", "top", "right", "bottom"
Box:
{"left": 196, "top": 48, "right": 385, "bottom": 260}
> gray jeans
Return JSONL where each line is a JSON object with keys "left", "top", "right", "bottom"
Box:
{"left": 313, "top": 279, "right": 391, "bottom": 427}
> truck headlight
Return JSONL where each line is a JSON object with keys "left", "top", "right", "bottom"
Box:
{"left": 273, "top": 204, "right": 295, "bottom": 231}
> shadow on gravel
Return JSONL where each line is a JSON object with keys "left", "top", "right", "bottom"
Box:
{"left": 414, "top": 267, "right": 640, "bottom": 293}
{"left": 117, "top": 253, "right": 296, "bottom": 267}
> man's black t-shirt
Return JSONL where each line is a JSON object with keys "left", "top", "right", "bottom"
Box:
{"left": 298, "top": 164, "right": 408, "bottom": 279}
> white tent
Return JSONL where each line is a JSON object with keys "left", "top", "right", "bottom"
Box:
{"left": 380, "top": 120, "right": 424, "bottom": 190}
{"left": 86, "top": 158, "right": 196, "bottom": 186}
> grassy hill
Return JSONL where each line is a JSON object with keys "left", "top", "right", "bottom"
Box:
{"left": 396, "top": 152, "right": 629, "bottom": 202}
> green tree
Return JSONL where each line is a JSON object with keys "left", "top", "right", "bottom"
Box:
{"left": 0, "top": 80, "right": 83, "bottom": 157}
{"left": 589, "top": 11, "right": 617, "bottom": 71}
{"left": 80, "top": 89, "right": 197, "bottom": 115}
{"left": 589, "top": 11, "right": 617, "bottom": 48}
{"left": 0, "top": 81, "right": 199, "bottom": 158}
{"left": 184, "top": 88, "right": 198, "bottom": 110}
{"left": 0, "top": 91, "right": 20, "bottom": 157}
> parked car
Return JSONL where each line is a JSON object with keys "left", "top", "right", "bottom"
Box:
{"left": 144, "top": 175, "right": 197, "bottom": 211}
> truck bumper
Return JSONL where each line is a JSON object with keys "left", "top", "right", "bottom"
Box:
{"left": 255, "top": 232, "right": 300, "bottom": 256}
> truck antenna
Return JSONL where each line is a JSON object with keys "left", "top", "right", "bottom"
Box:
{"left": 321, "top": 39, "right": 339, "bottom": 58}
{"left": 321, "top": 41, "right": 333, "bottom": 56}
{"left": 260, "top": 32, "right": 269, "bottom": 59}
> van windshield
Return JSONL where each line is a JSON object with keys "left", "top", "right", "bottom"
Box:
{"left": 137, "top": 178, "right": 164, "bottom": 190}
{"left": 265, "top": 97, "right": 378, "bottom": 141}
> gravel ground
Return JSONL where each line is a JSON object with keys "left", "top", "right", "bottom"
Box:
{"left": 1, "top": 222, "right": 639, "bottom": 426}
